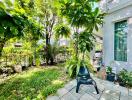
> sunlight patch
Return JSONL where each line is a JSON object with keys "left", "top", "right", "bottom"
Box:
{"left": 52, "top": 80, "right": 63, "bottom": 85}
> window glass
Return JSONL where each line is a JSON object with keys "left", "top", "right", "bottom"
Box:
{"left": 114, "top": 20, "right": 127, "bottom": 61}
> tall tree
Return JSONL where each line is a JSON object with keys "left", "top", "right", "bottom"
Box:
{"left": 34, "top": 0, "right": 71, "bottom": 64}
{"left": 60, "top": 0, "right": 104, "bottom": 59}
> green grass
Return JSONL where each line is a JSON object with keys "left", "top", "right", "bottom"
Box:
{"left": 0, "top": 66, "right": 69, "bottom": 100}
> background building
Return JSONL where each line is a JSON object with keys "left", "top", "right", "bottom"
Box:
{"left": 101, "top": 0, "right": 132, "bottom": 72}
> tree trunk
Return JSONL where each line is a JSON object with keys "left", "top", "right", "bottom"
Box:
{"left": 50, "top": 57, "right": 54, "bottom": 65}
{"left": 0, "top": 39, "right": 6, "bottom": 57}
{"left": 45, "top": 34, "right": 50, "bottom": 65}
{"left": 74, "top": 27, "right": 79, "bottom": 60}
{"left": 46, "top": 34, "right": 50, "bottom": 46}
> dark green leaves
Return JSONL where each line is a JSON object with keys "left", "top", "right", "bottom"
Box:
{"left": 78, "top": 31, "right": 95, "bottom": 53}
{"left": 60, "top": 0, "right": 104, "bottom": 32}
{"left": 0, "top": 1, "right": 5, "bottom": 9}
{"left": 0, "top": 0, "right": 43, "bottom": 45}
{"left": 54, "top": 24, "right": 71, "bottom": 40}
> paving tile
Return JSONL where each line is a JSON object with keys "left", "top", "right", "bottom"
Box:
{"left": 80, "top": 93, "right": 97, "bottom": 100}
{"left": 57, "top": 88, "right": 69, "bottom": 97}
{"left": 64, "top": 81, "right": 76, "bottom": 91}
{"left": 80, "top": 85, "right": 91, "bottom": 91}
{"left": 69, "top": 86, "right": 86, "bottom": 99}
{"left": 46, "top": 96, "right": 60, "bottom": 100}
{"left": 61, "top": 92, "right": 78, "bottom": 100}
{"left": 84, "top": 85, "right": 102, "bottom": 99}
{"left": 69, "top": 79, "right": 76, "bottom": 85}
{"left": 120, "top": 95, "right": 132, "bottom": 100}
{"left": 100, "top": 89, "right": 120, "bottom": 100}
{"left": 129, "top": 89, "right": 132, "bottom": 96}
{"left": 47, "top": 77, "right": 132, "bottom": 100}
{"left": 95, "top": 83, "right": 105, "bottom": 92}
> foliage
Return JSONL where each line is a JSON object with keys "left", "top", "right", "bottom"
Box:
{"left": 59, "top": 0, "right": 104, "bottom": 77}
{"left": 30, "top": 0, "right": 70, "bottom": 65}
{"left": 59, "top": 0, "right": 104, "bottom": 58}
{"left": 54, "top": 24, "right": 71, "bottom": 40}
{"left": 0, "top": 0, "right": 43, "bottom": 56}
{"left": 0, "top": 38, "right": 35, "bottom": 68}
{"left": 43, "top": 42, "right": 60, "bottom": 64}
{"left": 78, "top": 31, "right": 95, "bottom": 53}
{"left": 65, "top": 56, "right": 94, "bottom": 78}
{"left": 118, "top": 69, "right": 132, "bottom": 88}
{"left": 0, "top": 67, "right": 68, "bottom": 99}
{"left": 60, "top": 0, "right": 104, "bottom": 32}
{"left": 106, "top": 66, "right": 112, "bottom": 74}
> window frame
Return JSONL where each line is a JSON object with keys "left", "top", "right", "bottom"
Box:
{"left": 114, "top": 20, "right": 127, "bottom": 62}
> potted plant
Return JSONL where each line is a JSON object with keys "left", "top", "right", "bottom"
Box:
{"left": 65, "top": 31, "right": 95, "bottom": 78}
{"left": 106, "top": 66, "right": 115, "bottom": 82}
{"left": 117, "top": 69, "right": 132, "bottom": 95}
{"left": 118, "top": 69, "right": 132, "bottom": 87}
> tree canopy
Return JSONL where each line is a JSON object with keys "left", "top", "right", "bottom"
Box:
{"left": 0, "top": 0, "right": 43, "bottom": 56}
{"left": 60, "top": 0, "right": 104, "bottom": 32}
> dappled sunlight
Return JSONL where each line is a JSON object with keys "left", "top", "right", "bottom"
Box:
{"left": 0, "top": 67, "right": 67, "bottom": 99}
{"left": 14, "top": 68, "right": 43, "bottom": 79}
{"left": 52, "top": 80, "right": 63, "bottom": 85}
{"left": 105, "top": 90, "right": 110, "bottom": 93}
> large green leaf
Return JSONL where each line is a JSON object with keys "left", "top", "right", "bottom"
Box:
{"left": 0, "top": 1, "right": 5, "bottom": 9}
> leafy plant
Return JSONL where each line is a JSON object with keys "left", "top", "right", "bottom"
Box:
{"left": 65, "top": 56, "right": 94, "bottom": 78}
{"left": 60, "top": 0, "right": 105, "bottom": 59}
{"left": 118, "top": 69, "right": 132, "bottom": 88}
{"left": 0, "top": 0, "right": 43, "bottom": 56}
{"left": 54, "top": 24, "right": 71, "bottom": 40}
{"left": 78, "top": 31, "right": 95, "bottom": 53}
{"left": 106, "top": 66, "right": 112, "bottom": 74}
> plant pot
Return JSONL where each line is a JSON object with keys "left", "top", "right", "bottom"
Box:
{"left": 119, "top": 82, "right": 125, "bottom": 87}
{"left": 106, "top": 73, "right": 115, "bottom": 82}
{"left": 117, "top": 76, "right": 125, "bottom": 87}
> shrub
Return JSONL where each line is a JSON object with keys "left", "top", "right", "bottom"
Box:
{"left": 118, "top": 69, "right": 132, "bottom": 88}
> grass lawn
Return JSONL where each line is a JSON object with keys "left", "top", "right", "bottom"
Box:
{"left": 0, "top": 65, "right": 69, "bottom": 100}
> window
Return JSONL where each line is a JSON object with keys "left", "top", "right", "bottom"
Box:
{"left": 114, "top": 20, "right": 127, "bottom": 61}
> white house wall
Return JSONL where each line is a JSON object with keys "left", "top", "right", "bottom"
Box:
{"left": 103, "top": 2, "right": 132, "bottom": 72}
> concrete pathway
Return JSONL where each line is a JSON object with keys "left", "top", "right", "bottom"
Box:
{"left": 47, "top": 76, "right": 132, "bottom": 100}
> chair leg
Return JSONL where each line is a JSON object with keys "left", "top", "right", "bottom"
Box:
{"left": 92, "top": 81, "right": 99, "bottom": 94}
{"left": 94, "top": 85, "right": 99, "bottom": 94}
{"left": 76, "top": 82, "right": 81, "bottom": 93}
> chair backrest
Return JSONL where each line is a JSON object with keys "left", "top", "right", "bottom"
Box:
{"left": 78, "top": 66, "right": 91, "bottom": 78}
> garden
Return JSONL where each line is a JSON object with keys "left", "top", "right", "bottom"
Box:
{"left": 0, "top": 0, "right": 132, "bottom": 100}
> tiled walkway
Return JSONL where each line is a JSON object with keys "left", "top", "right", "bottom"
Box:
{"left": 47, "top": 76, "right": 132, "bottom": 100}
